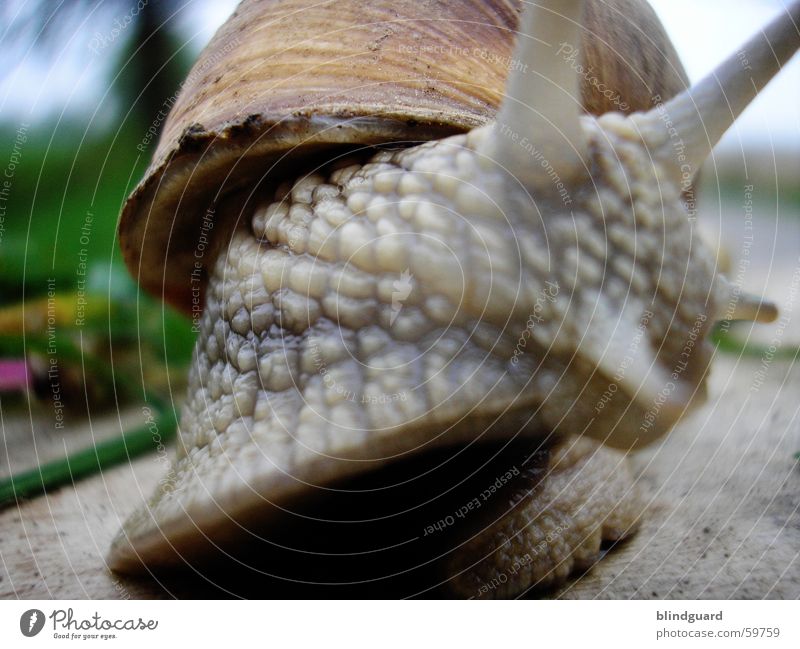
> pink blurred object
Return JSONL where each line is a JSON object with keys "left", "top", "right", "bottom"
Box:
{"left": 0, "top": 359, "right": 31, "bottom": 392}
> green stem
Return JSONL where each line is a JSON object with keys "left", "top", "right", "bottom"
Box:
{"left": 711, "top": 324, "right": 800, "bottom": 361}
{"left": 0, "top": 398, "right": 177, "bottom": 506}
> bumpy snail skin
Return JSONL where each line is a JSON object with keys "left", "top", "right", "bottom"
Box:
{"left": 448, "top": 435, "right": 642, "bottom": 599}
{"left": 111, "top": 115, "right": 716, "bottom": 590}
{"left": 191, "top": 117, "right": 718, "bottom": 462}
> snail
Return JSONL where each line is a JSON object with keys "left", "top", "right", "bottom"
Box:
{"left": 110, "top": 0, "right": 797, "bottom": 598}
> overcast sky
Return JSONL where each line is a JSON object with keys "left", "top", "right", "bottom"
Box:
{"left": 0, "top": 0, "right": 798, "bottom": 153}
{"left": 649, "top": 0, "right": 799, "bottom": 154}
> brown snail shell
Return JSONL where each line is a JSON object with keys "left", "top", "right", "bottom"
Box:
{"left": 118, "top": 0, "right": 686, "bottom": 314}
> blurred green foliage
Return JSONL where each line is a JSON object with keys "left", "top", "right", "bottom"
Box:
{"left": 0, "top": 0, "right": 199, "bottom": 400}
{"left": 0, "top": 123, "right": 144, "bottom": 295}
{"left": 0, "top": 121, "right": 196, "bottom": 402}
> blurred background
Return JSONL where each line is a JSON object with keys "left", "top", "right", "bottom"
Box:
{"left": 0, "top": 0, "right": 241, "bottom": 493}
{"left": 0, "top": 0, "right": 797, "bottom": 483}
{"left": 0, "top": 0, "right": 240, "bottom": 422}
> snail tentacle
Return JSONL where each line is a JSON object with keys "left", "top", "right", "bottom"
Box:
{"left": 479, "top": 0, "right": 589, "bottom": 191}
{"left": 636, "top": 1, "right": 800, "bottom": 180}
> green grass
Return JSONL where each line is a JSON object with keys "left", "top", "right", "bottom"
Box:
{"left": 0, "top": 121, "right": 147, "bottom": 298}
{"left": 0, "top": 119, "right": 195, "bottom": 367}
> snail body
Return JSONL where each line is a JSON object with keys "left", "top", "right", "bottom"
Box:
{"left": 111, "top": 0, "right": 796, "bottom": 597}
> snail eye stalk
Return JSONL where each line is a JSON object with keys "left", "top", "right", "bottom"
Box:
{"left": 634, "top": 1, "right": 800, "bottom": 181}
{"left": 479, "top": 0, "right": 589, "bottom": 191}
